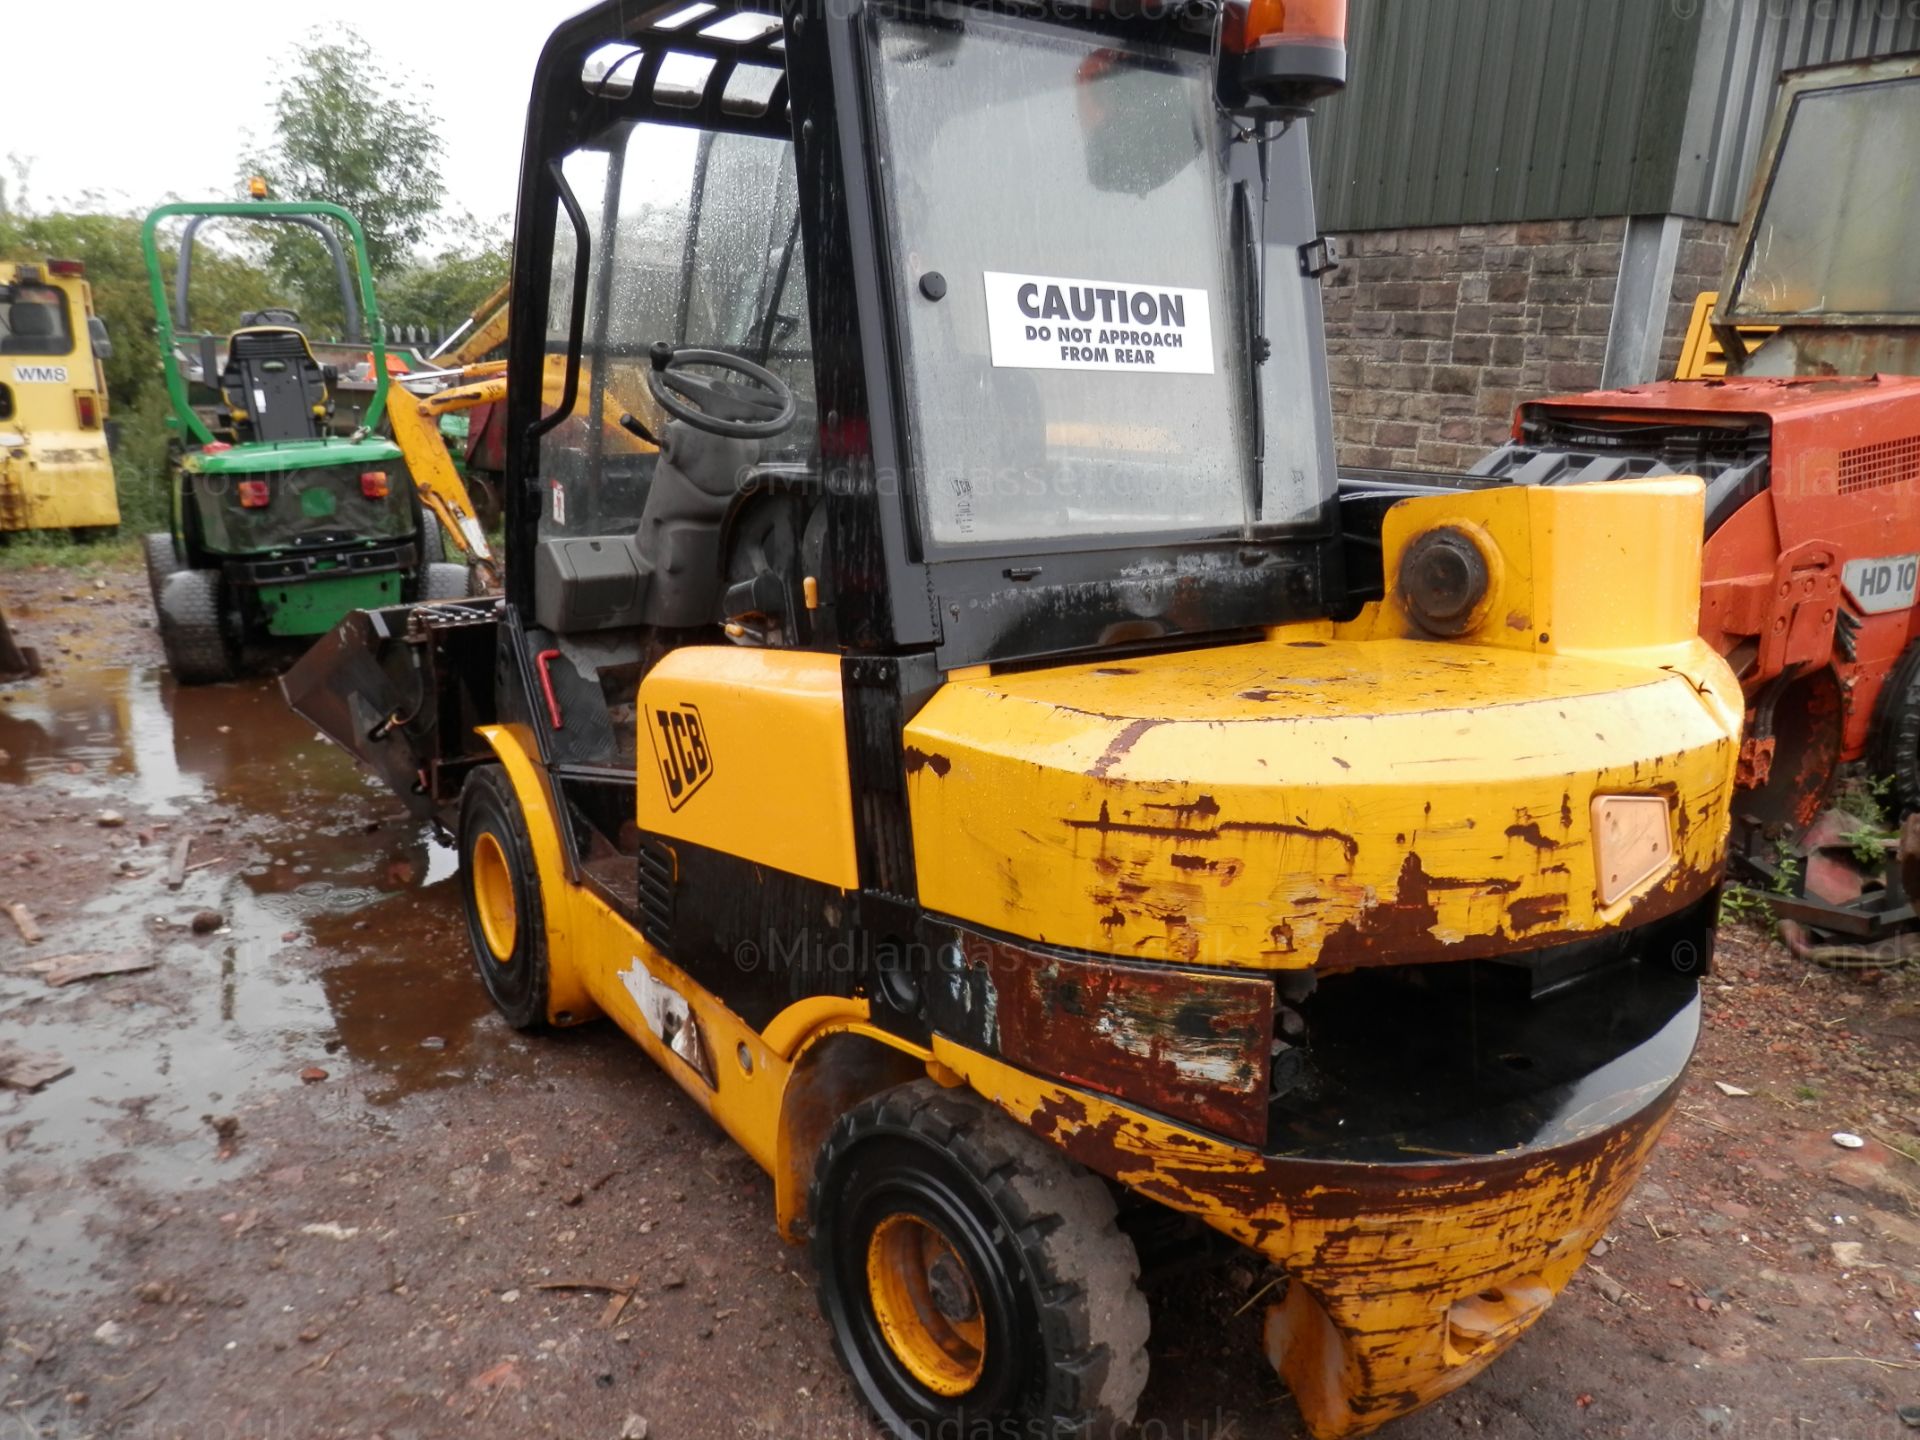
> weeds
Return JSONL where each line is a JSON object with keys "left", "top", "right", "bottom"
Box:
{"left": 1841, "top": 826, "right": 1890, "bottom": 869}
{"left": 0, "top": 532, "right": 141, "bottom": 571}
{"left": 1720, "top": 885, "right": 1773, "bottom": 926}
{"left": 1833, "top": 772, "right": 1898, "bottom": 832}
{"left": 1770, "top": 841, "right": 1803, "bottom": 896}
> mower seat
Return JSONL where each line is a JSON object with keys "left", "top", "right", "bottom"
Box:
{"left": 219, "top": 325, "right": 330, "bottom": 442}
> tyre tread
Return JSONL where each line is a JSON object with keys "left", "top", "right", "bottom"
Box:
{"left": 156, "top": 568, "right": 236, "bottom": 684}
{"left": 809, "top": 1079, "right": 1149, "bottom": 1439}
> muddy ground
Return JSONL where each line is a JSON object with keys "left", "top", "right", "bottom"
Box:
{"left": 2, "top": 561, "right": 1919, "bottom": 1440}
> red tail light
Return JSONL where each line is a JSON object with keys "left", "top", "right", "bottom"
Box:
{"left": 237, "top": 480, "right": 271, "bottom": 508}
{"left": 74, "top": 394, "right": 99, "bottom": 429}
{"left": 360, "top": 470, "right": 390, "bottom": 499}
{"left": 45, "top": 258, "right": 85, "bottom": 278}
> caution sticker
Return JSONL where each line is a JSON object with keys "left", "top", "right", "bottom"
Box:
{"left": 983, "top": 271, "right": 1214, "bottom": 375}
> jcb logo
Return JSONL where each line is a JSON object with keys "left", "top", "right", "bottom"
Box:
{"left": 649, "top": 701, "right": 713, "bottom": 811}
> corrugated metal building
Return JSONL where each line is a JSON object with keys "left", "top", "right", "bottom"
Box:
{"left": 1316, "top": 0, "right": 1920, "bottom": 472}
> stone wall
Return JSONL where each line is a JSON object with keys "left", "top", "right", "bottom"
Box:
{"left": 1320, "top": 217, "right": 1738, "bottom": 474}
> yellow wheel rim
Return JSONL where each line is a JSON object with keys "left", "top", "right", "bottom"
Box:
{"left": 471, "top": 831, "right": 517, "bottom": 962}
{"left": 865, "top": 1213, "right": 987, "bottom": 1397}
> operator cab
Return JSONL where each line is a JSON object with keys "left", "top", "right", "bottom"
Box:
{"left": 1716, "top": 52, "right": 1920, "bottom": 378}
{"left": 465, "top": 0, "right": 1347, "bottom": 910}
{"left": 508, "top": 0, "right": 1338, "bottom": 682}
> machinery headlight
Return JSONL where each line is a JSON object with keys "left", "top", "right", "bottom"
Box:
{"left": 1398, "top": 526, "right": 1492, "bottom": 637}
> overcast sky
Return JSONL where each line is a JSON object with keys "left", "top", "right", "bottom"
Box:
{"left": 7, "top": 0, "right": 591, "bottom": 238}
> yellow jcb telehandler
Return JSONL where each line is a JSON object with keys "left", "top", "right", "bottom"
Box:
{"left": 287, "top": 1, "right": 1743, "bottom": 1434}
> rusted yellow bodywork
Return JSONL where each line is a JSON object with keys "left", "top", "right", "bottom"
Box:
{"left": 907, "top": 478, "right": 1742, "bottom": 971}
{"left": 470, "top": 477, "right": 1740, "bottom": 1440}
{"left": 931, "top": 1037, "right": 1680, "bottom": 1437}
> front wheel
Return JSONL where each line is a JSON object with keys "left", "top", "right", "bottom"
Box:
{"left": 458, "top": 765, "right": 550, "bottom": 1030}
{"left": 810, "top": 1080, "right": 1150, "bottom": 1440}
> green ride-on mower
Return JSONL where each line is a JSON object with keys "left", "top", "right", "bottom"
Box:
{"left": 140, "top": 199, "right": 469, "bottom": 683}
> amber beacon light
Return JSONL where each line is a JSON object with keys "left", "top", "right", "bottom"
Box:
{"left": 1217, "top": 0, "right": 1348, "bottom": 113}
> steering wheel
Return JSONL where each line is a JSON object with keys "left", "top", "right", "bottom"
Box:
{"left": 644, "top": 341, "right": 796, "bottom": 441}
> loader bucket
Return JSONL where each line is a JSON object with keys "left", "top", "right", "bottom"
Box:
{"left": 281, "top": 599, "right": 497, "bottom": 819}
{"left": 0, "top": 601, "right": 41, "bottom": 681}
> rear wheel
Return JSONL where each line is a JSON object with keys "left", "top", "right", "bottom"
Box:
{"left": 810, "top": 1080, "right": 1150, "bottom": 1440}
{"left": 420, "top": 562, "right": 472, "bottom": 601}
{"left": 142, "top": 532, "right": 181, "bottom": 610}
{"left": 155, "top": 569, "right": 237, "bottom": 685}
{"left": 458, "top": 765, "right": 550, "bottom": 1030}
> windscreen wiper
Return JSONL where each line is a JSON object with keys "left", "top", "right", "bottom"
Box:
{"left": 1234, "top": 172, "right": 1268, "bottom": 503}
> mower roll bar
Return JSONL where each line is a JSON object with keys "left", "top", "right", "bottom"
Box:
{"left": 173, "top": 213, "right": 362, "bottom": 343}
{"left": 140, "top": 200, "right": 391, "bottom": 447}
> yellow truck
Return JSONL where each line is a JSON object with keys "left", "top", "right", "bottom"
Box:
{"left": 0, "top": 258, "right": 117, "bottom": 535}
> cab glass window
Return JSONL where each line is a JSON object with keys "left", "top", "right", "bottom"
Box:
{"left": 539, "top": 121, "right": 815, "bottom": 540}
{"left": 870, "top": 12, "right": 1260, "bottom": 548}
{"left": 1732, "top": 77, "right": 1920, "bottom": 318}
{"left": 0, "top": 285, "right": 75, "bottom": 357}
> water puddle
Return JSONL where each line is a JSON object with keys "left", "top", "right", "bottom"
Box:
{"left": 0, "top": 666, "right": 519, "bottom": 1296}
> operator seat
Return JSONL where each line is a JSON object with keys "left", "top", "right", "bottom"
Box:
{"left": 533, "top": 421, "right": 760, "bottom": 634}
{"left": 0, "top": 301, "right": 63, "bottom": 354}
{"left": 218, "top": 324, "right": 331, "bottom": 442}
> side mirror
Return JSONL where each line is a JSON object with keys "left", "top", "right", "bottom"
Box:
{"left": 88, "top": 315, "right": 113, "bottom": 361}
{"left": 1216, "top": 0, "right": 1348, "bottom": 117}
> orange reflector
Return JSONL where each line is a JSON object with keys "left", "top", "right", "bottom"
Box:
{"left": 360, "top": 470, "right": 390, "bottom": 499}
{"left": 1224, "top": 0, "right": 1346, "bottom": 53}
{"left": 74, "top": 394, "right": 99, "bottom": 429}
{"left": 237, "top": 480, "right": 271, "bottom": 508}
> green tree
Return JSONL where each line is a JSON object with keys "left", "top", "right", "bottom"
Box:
{"left": 241, "top": 27, "right": 445, "bottom": 331}
{"left": 378, "top": 216, "right": 510, "bottom": 349}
